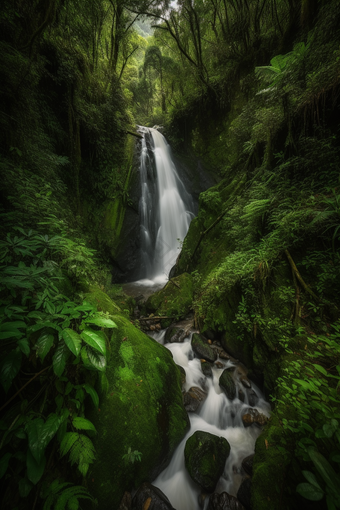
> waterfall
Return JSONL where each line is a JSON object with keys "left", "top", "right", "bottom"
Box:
{"left": 138, "top": 126, "right": 195, "bottom": 282}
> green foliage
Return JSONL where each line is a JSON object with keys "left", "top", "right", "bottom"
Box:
{"left": 122, "top": 446, "right": 142, "bottom": 466}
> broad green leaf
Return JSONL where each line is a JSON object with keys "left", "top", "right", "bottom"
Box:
{"left": 83, "top": 383, "right": 99, "bottom": 408}
{"left": 35, "top": 330, "right": 54, "bottom": 362}
{"left": 293, "top": 378, "right": 312, "bottom": 390}
{"left": 308, "top": 447, "right": 340, "bottom": 496}
{"left": 19, "top": 476, "right": 33, "bottom": 497}
{"left": 84, "top": 317, "right": 117, "bottom": 329}
{"left": 62, "top": 329, "right": 82, "bottom": 357}
{"left": 72, "top": 417, "right": 97, "bottom": 433}
{"left": 313, "top": 364, "right": 328, "bottom": 376}
{"left": 29, "top": 322, "right": 61, "bottom": 333}
{"left": 323, "top": 422, "right": 338, "bottom": 438}
{"left": 296, "top": 482, "right": 324, "bottom": 501}
{"left": 0, "top": 330, "right": 23, "bottom": 340}
{"left": 26, "top": 415, "right": 60, "bottom": 464}
{"left": 26, "top": 449, "right": 46, "bottom": 484}
{"left": 0, "top": 350, "right": 22, "bottom": 393}
{"left": 302, "top": 470, "right": 322, "bottom": 489}
{"left": 80, "top": 329, "right": 106, "bottom": 356}
{"left": 17, "top": 338, "right": 30, "bottom": 356}
{"left": 0, "top": 321, "right": 26, "bottom": 330}
{"left": 53, "top": 341, "right": 69, "bottom": 377}
{"left": 86, "top": 346, "right": 106, "bottom": 372}
{"left": 0, "top": 453, "right": 12, "bottom": 478}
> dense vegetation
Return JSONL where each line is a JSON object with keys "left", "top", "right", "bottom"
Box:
{"left": 1, "top": 0, "right": 340, "bottom": 509}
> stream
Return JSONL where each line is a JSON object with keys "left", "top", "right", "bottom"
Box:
{"left": 124, "top": 127, "right": 271, "bottom": 509}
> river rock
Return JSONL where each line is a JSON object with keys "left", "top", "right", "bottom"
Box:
{"left": 248, "top": 390, "right": 258, "bottom": 407}
{"left": 192, "top": 333, "right": 217, "bottom": 363}
{"left": 215, "top": 361, "right": 224, "bottom": 369}
{"left": 242, "top": 408, "right": 268, "bottom": 427}
{"left": 184, "top": 431, "right": 231, "bottom": 492}
{"left": 208, "top": 492, "right": 245, "bottom": 510}
{"left": 132, "top": 483, "right": 175, "bottom": 510}
{"left": 165, "top": 326, "right": 186, "bottom": 343}
{"left": 238, "top": 388, "right": 245, "bottom": 402}
{"left": 241, "top": 454, "right": 254, "bottom": 476}
{"left": 237, "top": 478, "right": 252, "bottom": 509}
{"left": 240, "top": 377, "right": 251, "bottom": 389}
{"left": 201, "top": 360, "right": 213, "bottom": 378}
{"left": 219, "top": 369, "right": 236, "bottom": 400}
{"left": 219, "top": 350, "right": 230, "bottom": 360}
{"left": 183, "top": 386, "right": 207, "bottom": 412}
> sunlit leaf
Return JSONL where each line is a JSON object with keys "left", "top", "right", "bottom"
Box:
{"left": 80, "top": 329, "right": 106, "bottom": 356}
{"left": 62, "top": 329, "right": 82, "bottom": 357}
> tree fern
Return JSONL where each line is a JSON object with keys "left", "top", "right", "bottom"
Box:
{"left": 60, "top": 433, "right": 95, "bottom": 476}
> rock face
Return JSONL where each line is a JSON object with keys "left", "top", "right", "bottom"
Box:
{"left": 201, "top": 360, "right": 213, "bottom": 377}
{"left": 132, "top": 483, "right": 175, "bottom": 510}
{"left": 145, "top": 273, "right": 193, "bottom": 327}
{"left": 184, "top": 431, "right": 231, "bottom": 492}
{"left": 192, "top": 333, "right": 217, "bottom": 363}
{"left": 242, "top": 408, "right": 268, "bottom": 427}
{"left": 208, "top": 492, "right": 246, "bottom": 510}
{"left": 219, "top": 369, "right": 236, "bottom": 400}
{"left": 89, "top": 309, "right": 189, "bottom": 509}
{"left": 183, "top": 386, "right": 207, "bottom": 412}
{"left": 237, "top": 478, "right": 252, "bottom": 509}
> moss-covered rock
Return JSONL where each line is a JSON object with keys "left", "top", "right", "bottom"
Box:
{"left": 192, "top": 333, "right": 217, "bottom": 362}
{"left": 145, "top": 273, "right": 193, "bottom": 326}
{"left": 219, "top": 369, "right": 236, "bottom": 400}
{"left": 184, "top": 430, "right": 230, "bottom": 492}
{"left": 84, "top": 285, "right": 124, "bottom": 316}
{"left": 88, "top": 313, "right": 189, "bottom": 509}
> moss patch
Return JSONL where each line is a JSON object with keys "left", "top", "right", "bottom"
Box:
{"left": 145, "top": 273, "right": 193, "bottom": 325}
{"left": 88, "top": 314, "right": 189, "bottom": 510}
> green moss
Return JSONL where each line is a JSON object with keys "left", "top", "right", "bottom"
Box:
{"left": 84, "top": 286, "right": 123, "bottom": 316}
{"left": 88, "top": 314, "right": 189, "bottom": 509}
{"left": 145, "top": 273, "right": 193, "bottom": 323}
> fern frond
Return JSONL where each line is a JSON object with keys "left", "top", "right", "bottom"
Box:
{"left": 55, "top": 486, "right": 92, "bottom": 510}
{"left": 60, "top": 433, "right": 79, "bottom": 457}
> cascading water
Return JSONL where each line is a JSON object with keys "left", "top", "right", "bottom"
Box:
{"left": 150, "top": 331, "right": 271, "bottom": 510}
{"left": 138, "top": 126, "right": 195, "bottom": 283}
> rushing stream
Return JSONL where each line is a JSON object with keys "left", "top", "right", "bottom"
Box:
{"left": 149, "top": 331, "right": 271, "bottom": 510}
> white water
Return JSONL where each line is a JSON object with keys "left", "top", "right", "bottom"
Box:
{"left": 151, "top": 332, "right": 271, "bottom": 510}
{"left": 138, "top": 126, "right": 195, "bottom": 283}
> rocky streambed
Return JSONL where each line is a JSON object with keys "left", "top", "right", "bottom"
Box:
{"left": 124, "top": 318, "right": 271, "bottom": 510}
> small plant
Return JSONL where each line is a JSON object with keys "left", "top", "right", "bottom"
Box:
{"left": 122, "top": 447, "right": 142, "bottom": 466}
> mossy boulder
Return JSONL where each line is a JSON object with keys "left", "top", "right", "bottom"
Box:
{"left": 84, "top": 285, "right": 123, "bottom": 315}
{"left": 164, "top": 326, "right": 186, "bottom": 343}
{"left": 145, "top": 273, "right": 193, "bottom": 326}
{"left": 88, "top": 313, "right": 189, "bottom": 509}
{"left": 219, "top": 369, "right": 236, "bottom": 400}
{"left": 184, "top": 430, "right": 230, "bottom": 492}
{"left": 192, "top": 333, "right": 217, "bottom": 362}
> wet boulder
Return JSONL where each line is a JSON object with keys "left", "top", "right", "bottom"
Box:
{"left": 192, "top": 333, "right": 217, "bottom": 363}
{"left": 88, "top": 310, "right": 189, "bottom": 509}
{"left": 165, "top": 326, "right": 186, "bottom": 343}
{"left": 184, "top": 431, "right": 231, "bottom": 492}
{"left": 241, "top": 454, "right": 254, "bottom": 477}
{"left": 208, "top": 492, "right": 245, "bottom": 510}
{"left": 248, "top": 390, "right": 258, "bottom": 408}
{"left": 242, "top": 408, "right": 268, "bottom": 427}
{"left": 132, "top": 483, "right": 175, "bottom": 510}
{"left": 240, "top": 377, "right": 251, "bottom": 389}
{"left": 201, "top": 360, "right": 213, "bottom": 378}
{"left": 219, "top": 370, "right": 236, "bottom": 400}
{"left": 237, "top": 478, "right": 252, "bottom": 509}
{"left": 183, "top": 386, "right": 207, "bottom": 412}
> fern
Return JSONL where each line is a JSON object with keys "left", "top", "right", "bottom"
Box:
{"left": 43, "top": 480, "right": 93, "bottom": 510}
{"left": 72, "top": 417, "right": 97, "bottom": 433}
{"left": 60, "top": 433, "right": 96, "bottom": 476}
